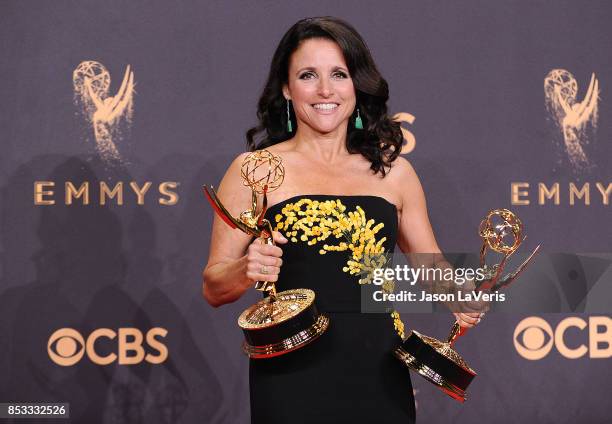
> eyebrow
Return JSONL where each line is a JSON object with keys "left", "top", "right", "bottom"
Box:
{"left": 295, "top": 66, "right": 349, "bottom": 76}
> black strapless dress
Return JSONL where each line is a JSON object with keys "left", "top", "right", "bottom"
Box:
{"left": 250, "top": 195, "right": 416, "bottom": 423}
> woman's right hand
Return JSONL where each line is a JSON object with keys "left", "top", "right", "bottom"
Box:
{"left": 203, "top": 153, "right": 290, "bottom": 307}
{"left": 245, "top": 231, "right": 288, "bottom": 285}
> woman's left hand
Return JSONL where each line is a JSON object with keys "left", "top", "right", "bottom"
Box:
{"left": 452, "top": 278, "right": 489, "bottom": 328}
{"left": 453, "top": 311, "right": 485, "bottom": 328}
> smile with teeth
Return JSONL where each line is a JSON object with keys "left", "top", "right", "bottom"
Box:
{"left": 313, "top": 103, "right": 339, "bottom": 110}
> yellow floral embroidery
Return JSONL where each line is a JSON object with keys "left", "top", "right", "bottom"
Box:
{"left": 391, "top": 311, "right": 405, "bottom": 339}
{"left": 275, "top": 198, "right": 405, "bottom": 339}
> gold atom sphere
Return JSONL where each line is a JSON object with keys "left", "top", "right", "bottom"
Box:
{"left": 478, "top": 208, "right": 523, "bottom": 254}
{"left": 240, "top": 150, "right": 284, "bottom": 194}
{"left": 73, "top": 61, "right": 111, "bottom": 99}
{"left": 544, "top": 69, "right": 578, "bottom": 104}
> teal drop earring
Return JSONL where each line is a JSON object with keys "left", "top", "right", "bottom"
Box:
{"left": 355, "top": 108, "right": 363, "bottom": 129}
{"left": 286, "top": 99, "right": 293, "bottom": 132}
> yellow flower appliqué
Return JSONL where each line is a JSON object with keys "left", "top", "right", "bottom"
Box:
{"left": 275, "top": 198, "right": 405, "bottom": 339}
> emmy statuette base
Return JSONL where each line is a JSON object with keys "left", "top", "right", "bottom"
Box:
{"left": 243, "top": 314, "right": 329, "bottom": 358}
{"left": 394, "top": 330, "right": 477, "bottom": 402}
{"left": 238, "top": 289, "right": 329, "bottom": 359}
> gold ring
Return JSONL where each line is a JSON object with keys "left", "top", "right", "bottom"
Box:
{"left": 261, "top": 265, "right": 268, "bottom": 275}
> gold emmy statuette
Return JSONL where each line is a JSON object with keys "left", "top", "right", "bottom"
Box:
{"left": 203, "top": 150, "right": 329, "bottom": 358}
{"left": 394, "top": 209, "right": 540, "bottom": 402}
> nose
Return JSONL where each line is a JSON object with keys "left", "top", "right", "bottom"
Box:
{"left": 317, "top": 77, "right": 333, "bottom": 98}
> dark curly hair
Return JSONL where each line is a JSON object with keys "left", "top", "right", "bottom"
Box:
{"left": 246, "top": 16, "right": 402, "bottom": 176}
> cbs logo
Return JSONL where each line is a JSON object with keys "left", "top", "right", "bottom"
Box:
{"left": 514, "top": 316, "right": 612, "bottom": 360}
{"left": 48, "top": 327, "right": 168, "bottom": 366}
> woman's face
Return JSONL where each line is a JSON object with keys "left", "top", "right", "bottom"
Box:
{"left": 283, "top": 37, "right": 356, "bottom": 135}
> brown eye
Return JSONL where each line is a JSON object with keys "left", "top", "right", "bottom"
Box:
{"left": 333, "top": 71, "right": 348, "bottom": 79}
{"left": 299, "top": 71, "right": 316, "bottom": 80}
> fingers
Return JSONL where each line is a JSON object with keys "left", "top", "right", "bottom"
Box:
{"left": 462, "top": 300, "right": 489, "bottom": 314}
{"left": 245, "top": 235, "right": 285, "bottom": 284}
{"left": 455, "top": 314, "right": 476, "bottom": 328}
{"left": 246, "top": 261, "right": 281, "bottom": 283}
{"left": 454, "top": 312, "right": 485, "bottom": 328}
{"left": 272, "top": 231, "right": 288, "bottom": 244}
{"left": 455, "top": 290, "right": 490, "bottom": 314}
{"left": 247, "top": 241, "right": 283, "bottom": 258}
{"left": 258, "top": 255, "right": 283, "bottom": 267}
{"left": 246, "top": 268, "right": 279, "bottom": 283}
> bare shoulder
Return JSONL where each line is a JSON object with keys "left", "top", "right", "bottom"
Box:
{"left": 258, "top": 140, "right": 304, "bottom": 172}
{"left": 215, "top": 152, "right": 253, "bottom": 214}
{"left": 231, "top": 151, "right": 251, "bottom": 167}
{"left": 385, "top": 156, "right": 422, "bottom": 191}
{"left": 262, "top": 139, "right": 296, "bottom": 154}
{"left": 219, "top": 151, "right": 250, "bottom": 186}
{"left": 388, "top": 156, "right": 417, "bottom": 180}
{"left": 384, "top": 156, "right": 425, "bottom": 215}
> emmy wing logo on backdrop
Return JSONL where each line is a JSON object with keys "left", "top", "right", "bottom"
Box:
{"left": 32, "top": 62, "right": 180, "bottom": 206}
{"left": 544, "top": 69, "right": 599, "bottom": 174}
{"left": 509, "top": 71, "right": 609, "bottom": 206}
{"left": 73, "top": 61, "right": 135, "bottom": 163}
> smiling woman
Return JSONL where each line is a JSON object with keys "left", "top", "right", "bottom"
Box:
{"left": 203, "top": 16, "right": 482, "bottom": 424}
{"left": 282, "top": 38, "right": 357, "bottom": 136}
{"left": 246, "top": 16, "right": 403, "bottom": 177}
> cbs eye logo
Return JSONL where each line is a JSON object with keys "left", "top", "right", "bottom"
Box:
{"left": 513, "top": 317, "right": 554, "bottom": 360}
{"left": 48, "top": 327, "right": 168, "bottom": 366}
{"left": 514, "top": 316, "right": 612, "bottom": 360}
{"left": 47, "top": 328, "right": 86, "bottom": 366}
